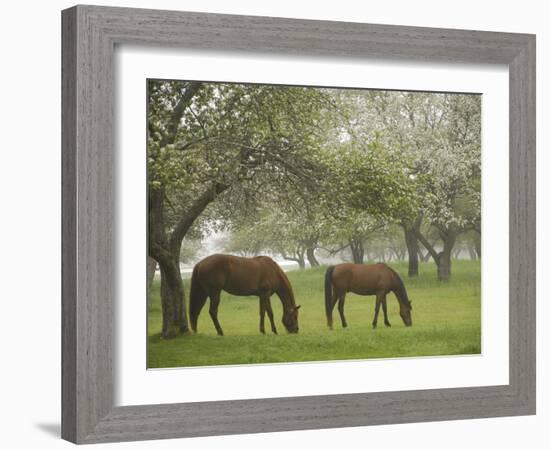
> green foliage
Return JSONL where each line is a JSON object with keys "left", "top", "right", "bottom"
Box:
{"left": 149, "top": 81, "right": 481, "bottom": 258}
{"left": 334, "top": 90, "right": 481, "bottom": 234}
{"left": 322, "top": 140, "right": 418, "bottom": 217}
{"left": 224, "top": 198, "right": 325, "bottom": 261}
{"left": 148, "top": 80, "right": 333, "bottom": 234}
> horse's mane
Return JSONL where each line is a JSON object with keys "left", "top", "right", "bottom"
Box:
{"left": 269, "top": 259, "right": 296, "bottom": 306}
{"left": 382, "top": 264, "right": 412, "bottom": 309}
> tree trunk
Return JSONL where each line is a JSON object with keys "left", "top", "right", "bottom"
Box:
{"left": 402, "top": 217, "right": 422, "bottom": 277}
{"left": 416, "top": 227, "right": 457, "bottom": 282}
{"left": 281, "top": 249, "right": 306, "bottom": 269}
{"left": 158, "top": 257, "right": 188, "bottom": 338}
{"left": 146, "top": 256, "right": 157, "bottom": 310}
{"left": 149, "top": 191, "right": 187, "bottom": 339}
{"left": 306, "top": 247, "right": 320, "bottom": 267}
{"left": 404, "top": 227, "right": 419, "bottom": 277}
{"left": 349, "top": 239, "right": 364, "bottom": 264}
{"left": 149, "top": 182, "right": 229, "bottom": 339}
{"left": 437, "top": 250, "right": 452, "bottom": 281}
{"left": 439, "top": 229, "right": 457, "bottom": 281}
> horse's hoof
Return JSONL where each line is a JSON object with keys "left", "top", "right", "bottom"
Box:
{"left": 385, "top": 322, "right": 391, "bottom": 327}
{"left": 272, "top": 330, "right": 278, "bottom": 335}
{"left": 372, "top": 324, "right": 377, "bottom": 329}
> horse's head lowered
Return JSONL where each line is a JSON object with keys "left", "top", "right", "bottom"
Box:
{"left": 282, "top": 305, "right": 301, "bottom": 333}
{"left": 400, "top": 300, "right": 413, "bottom": 327}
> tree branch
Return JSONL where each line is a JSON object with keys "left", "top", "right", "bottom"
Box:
{"left": 414, "top": 230, "right": 439, "bottom": 262}
{"left": 169, "top": 181, "right": 229, "bottom": 253}
{"left": 321, "top": 243, "right": 350, "bottom": 255}
{"left": 280, "top": 251, "right": 301, "bottom": 264}
{"left": 159, "top": 81, "right": 203, "bottom": 149}
{"left": 415, "top": 230, "right": 440, "bottom": 262}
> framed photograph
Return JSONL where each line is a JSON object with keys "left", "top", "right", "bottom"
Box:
{"left": 62, "top": 5, "right": 535, "bottom": 444}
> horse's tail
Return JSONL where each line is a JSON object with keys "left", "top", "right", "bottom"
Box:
{"left": 324, "top": 266, "right": 335, "bottom": 318}
{"left": 189, "top": 264, "right": 208, "bottom": 333}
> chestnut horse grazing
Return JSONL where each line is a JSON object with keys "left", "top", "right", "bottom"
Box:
{"left": 189, "top": 254, "right": 300, "bottom": 335}
{"left": 325, "top": 263, "right": 412, "bottom": 329}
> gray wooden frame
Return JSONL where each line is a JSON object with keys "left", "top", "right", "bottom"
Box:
{"left": 62, "top": 4, "right": 536, "bottom": 444}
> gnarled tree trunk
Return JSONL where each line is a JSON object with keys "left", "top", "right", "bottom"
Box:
{"left": 416, "top": 227, "right": 458, "bottom": 282}
{"left": 281, "top": 248, "right": 306, "bottom": 269}
{"left": 437, "top": 250, "right": 452, "bottom": 281}
{"left": 306, "top": 247, "right": 320, "bottom": 267}
{"left": 402, "top": 217, "right": 422, "bottom": 277}
{"left": 349, "top": 238, "right": 364, "bottom": 264}
{"left": 148, "top": 82, "right": 204, "bottom": 339}
{"left": 149, "top": 182, "right": 228, "bottom": 338}
{"left": 404, "top": 227, "right": 419, "bottom": 277}
{"left": 158, "top": 258, "right": 186, "bottom": 338}
{"left": 148, "top": 187, "right": 188, "bottom": 338}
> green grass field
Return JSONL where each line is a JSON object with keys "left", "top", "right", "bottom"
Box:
{"left": 147, "top": 260, "right": 481, "bottom": 368}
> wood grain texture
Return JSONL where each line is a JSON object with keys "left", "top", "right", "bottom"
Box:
{"left": 61, "top": 7, "right": 77, "bottom": 443}
{"left": 508, "top": 37, "right": 536, "bottom": 407}
{"left": 61, "top": 4, "right": 536, "bottom": 444}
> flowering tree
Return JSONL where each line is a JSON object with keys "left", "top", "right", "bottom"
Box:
{"left": 413, "top": 94, "right": 481, "bottom": 280}
{"left": 222, "top": 137, "right": 417, "bottom": 266}
{"left": 148, "top": 81, "right": 331, "bottom": 338}
{"left": 318, "top": 140, "right": 417, "bottom": 263}
{"left": 336, "top": 90, "right": 481, "bottom": 280}
{"left": 225, "top": 204, "right": 324, "bottom": 268}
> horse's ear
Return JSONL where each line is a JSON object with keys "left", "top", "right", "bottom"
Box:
{"left": 296, "top": 305, "right": 301, "bottom": 310}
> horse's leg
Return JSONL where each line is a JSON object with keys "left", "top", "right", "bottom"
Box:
{"left": 265, "top": 296, "right": 278, "bottom": 335}
{"left": 337, "top": 293, "right": 348, "bottom": 328}
{"left": 259, "top": 296, "right": 266, "bottom": 334}
{"left": 209, "top": 290, "right": 224, "bottom": 336}
{"left": 327, "top": 287, "right": 338, "bottom": 329}
{"left": 372, "top": 292, "right": 383, "bottom": 329}
{"left": 382, "top": 295, "right": 391, "bottom": 327}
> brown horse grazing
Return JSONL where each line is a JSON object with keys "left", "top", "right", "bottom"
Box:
{"left": 189, "top": 254, "right": 300, "bottom": 336}
{"left": 325, "top": 263, "right": 412, "bottom": 329}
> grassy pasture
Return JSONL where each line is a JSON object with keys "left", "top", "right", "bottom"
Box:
{"left": 147, "top": 260, "right": 481, "bottom": 368}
